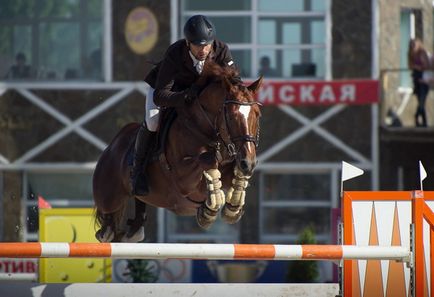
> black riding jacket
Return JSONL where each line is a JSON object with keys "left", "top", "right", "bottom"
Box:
{"left": 144, "top": 39, "right": 236, "bottom": 108}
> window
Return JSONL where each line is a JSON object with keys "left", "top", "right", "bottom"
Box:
{"left": 260, "top": 171, "right": 335, "bottom": 243}
{"left": 181, "top": 0, "right": 328, "bottom": 79}
{"left": 0, "top": 0, "right": 103, "bottom": 81}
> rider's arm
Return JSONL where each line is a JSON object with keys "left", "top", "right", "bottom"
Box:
{"left": 153, "top": 53, "right": 190, "bottom": 108}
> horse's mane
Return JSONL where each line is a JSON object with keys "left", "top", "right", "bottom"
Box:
{"left": 195, "top": 62, "right": 251, "bottom": 101}
{"left": 195, "top": 61, "right": 238, "bottom": 85}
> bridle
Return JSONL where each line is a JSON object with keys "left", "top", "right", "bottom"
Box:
{"left": 195, "top": 97, "right": 262, "bottom": 160}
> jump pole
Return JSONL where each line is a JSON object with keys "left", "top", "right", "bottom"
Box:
{"left": 0, "top": 243, "right": 410, "bottom": 261}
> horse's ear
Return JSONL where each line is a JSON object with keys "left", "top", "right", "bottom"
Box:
{"left": 247, "top": 76, "right": 263, "bottom": 94}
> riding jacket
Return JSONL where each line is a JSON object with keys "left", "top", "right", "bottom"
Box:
{"left": 144, "top": 39, "right": 236, "bottom": 108}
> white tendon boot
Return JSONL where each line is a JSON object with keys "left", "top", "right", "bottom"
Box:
{"left": 196, "top": 169, "right": 225, "bottom": 229}
{"left": 221, "top": 168, "right": 250, "bottom": 224}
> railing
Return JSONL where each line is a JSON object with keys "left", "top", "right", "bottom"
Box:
{"left": 0, "top": 81, "right": 149, "bottom": 171}
{"left": 380, "top": 68, "right": 430, "bottom": 128}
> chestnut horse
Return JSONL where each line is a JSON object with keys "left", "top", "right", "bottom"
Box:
{"left": 93, "top": 63, "right": 262, "bottom": 242}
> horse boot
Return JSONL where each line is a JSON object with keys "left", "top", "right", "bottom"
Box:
{"left": 132, "top": 124, "right": 155, "bottom": 196}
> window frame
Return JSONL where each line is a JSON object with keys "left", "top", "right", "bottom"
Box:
{"left": 0, "top": 0, "right": 111, "bottom": 82}
{"left": 258, "top": 166, "right": 339, "bottom": 244}
{"left": 179, "top": 0, "right": 331, "bottom": 79}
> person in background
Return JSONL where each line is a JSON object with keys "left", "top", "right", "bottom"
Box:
{"left": 5, "top": 52, "right": 32, "bottom": 79}
{"left": 408, "top": 38, "right": 430, "bottom": 127}
{"left": 258, "top": 56, "right": 278, "bottom": 77}
{"left": 131, "top": 15, "right": 239, "bottom": 196}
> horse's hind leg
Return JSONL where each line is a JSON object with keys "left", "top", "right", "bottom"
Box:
{"left": 95, "top": 209, "right": 116, "bottom": 242}
{"left": 95, "top": 198, "right": 145, "bottom": 243}
{"left": 121, "top": 198, "right": 147, "bottom": 242}
{"left": 94, "top": 195, "right": 129, "bottom": 242}
{"left": 197, "top": 169, "right": 225, "bottom": 229}
{"left": 221, "top": 168, "right": 250, "bottom": 224}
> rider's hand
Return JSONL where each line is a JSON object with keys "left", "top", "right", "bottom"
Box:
{"left": 184, "top": 84, "right": 200, "bottom": 104}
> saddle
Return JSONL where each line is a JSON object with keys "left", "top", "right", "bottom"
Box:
{"left": 127, "top": 109, "right": 176, "bottom": 170}
{"left": 153, "top": 108, "right": 177, "bottom": 159}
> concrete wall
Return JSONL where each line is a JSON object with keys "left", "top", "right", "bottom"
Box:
{"left": 332, "top": 0, "right": 372, "bottom": 79}
{"left": 2, "top": 173, "right": 22, "bottom": 241}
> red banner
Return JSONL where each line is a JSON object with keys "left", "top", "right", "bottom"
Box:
{"left": 254, "top": 79, "right": 379, "bottom": 106}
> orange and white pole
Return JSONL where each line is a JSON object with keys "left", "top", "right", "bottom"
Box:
{"left": 0, "top": 243, "right": 410, "bottom": 261}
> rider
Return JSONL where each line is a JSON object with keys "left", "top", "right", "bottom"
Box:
{"left": 132, "top": 15, "right": 239, "bottom": 196}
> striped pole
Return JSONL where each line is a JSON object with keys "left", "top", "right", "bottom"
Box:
{"left": 0, "top": 243, "right": 410, "bottom": 262}
{"left": 0, "top": 273, "right": 37, "bottom": 282}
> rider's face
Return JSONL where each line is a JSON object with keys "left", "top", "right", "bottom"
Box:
{"left": 189, "top": 43, "right": 212, "bottom": 61}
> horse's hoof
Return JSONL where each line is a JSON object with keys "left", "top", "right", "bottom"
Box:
{"left": 96, "top": 226, "right": 115, "bottom": 242}
{"left": 121, "top": 226, "right": 145, "bottom": 242}
{"left": 221, "top": 203, "right": 245, "bottom": 224}
{"left": 196, "top": 205, "right": 218, "bottom": 230}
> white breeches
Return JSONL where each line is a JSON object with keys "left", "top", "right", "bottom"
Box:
{"left": 145, "top": 87, "right": 160, "bottom": 132}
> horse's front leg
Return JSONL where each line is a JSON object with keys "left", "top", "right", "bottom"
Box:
{"left": 221, "top": 168, "right": 250, "bottom": 224}
{"left": 196, "top": 168, "right": 225, "bottom": 229}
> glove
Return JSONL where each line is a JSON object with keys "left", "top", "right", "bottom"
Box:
{"left": 184, "top": 84, "right": 201, "bottom": 104}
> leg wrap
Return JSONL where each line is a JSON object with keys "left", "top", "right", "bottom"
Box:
{"left": 196, "top": 169, "right": 224, "bottom": 230}
{"left": 221, "top": 169, "right": 250, "bottom": 224}
{"left": 226, "top": 169, "right": 249, "bottom": 208}
{"left": 203, "top": 169, "right": 225, "bottom": 211}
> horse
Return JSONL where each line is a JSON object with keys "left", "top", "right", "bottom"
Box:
{"left": 92, "top": 62, "right": 262, "bottom": 242}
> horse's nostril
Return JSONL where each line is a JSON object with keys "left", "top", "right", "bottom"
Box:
{"left": 240, "top": 160, "right": 249, "bottom": 171}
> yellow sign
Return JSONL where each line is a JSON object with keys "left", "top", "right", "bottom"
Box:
{"left": 125, "top": 7, "right": 158, "bottom": 54}
{"left": 39, "top": 208, "right": 111, "bottom": 283}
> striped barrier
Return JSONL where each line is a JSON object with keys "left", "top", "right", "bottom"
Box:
{"left": 1, "top": 190, "right": 434, "bottom": 297}
{"left": 0, "top": 242, "right": 411, "bottom": 261}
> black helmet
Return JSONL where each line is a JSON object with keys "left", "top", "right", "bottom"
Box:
{"left": 184, "top": 15, "right": 215, "bottom": 45}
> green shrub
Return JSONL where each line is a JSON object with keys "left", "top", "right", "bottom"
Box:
{"left": 285, "top": 225, "right": 320, "bottom": 283}
{"left": 124, "top": 259, "right": 158, "bottom": 283}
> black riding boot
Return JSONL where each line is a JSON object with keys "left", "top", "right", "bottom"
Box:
{"left": 132, "top": 125, "right": 155, "bottom": 196}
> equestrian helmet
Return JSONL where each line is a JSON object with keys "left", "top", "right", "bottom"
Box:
{"left": 184, "top": 15, "right": 215, "bottom": 45}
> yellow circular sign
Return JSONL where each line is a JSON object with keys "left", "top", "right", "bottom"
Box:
{"left": 125, "top": 7, "right": 158, "bottom": 54}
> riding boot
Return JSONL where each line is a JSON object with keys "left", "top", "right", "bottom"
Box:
{"left": 132, "top": 125, "right": 155, "bottom": 196}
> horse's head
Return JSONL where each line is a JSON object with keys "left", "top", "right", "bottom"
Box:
{"left": 193, "top": 63, "right": 262, "bottom": 177}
